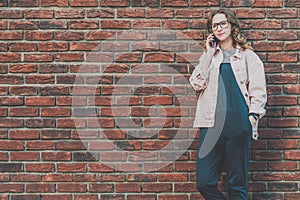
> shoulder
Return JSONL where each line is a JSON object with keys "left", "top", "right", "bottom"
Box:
{"left": 243, "top": 48, "right": 263, "bottom": 63}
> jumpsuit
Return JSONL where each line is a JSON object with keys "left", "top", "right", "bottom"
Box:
{"left": 196, "top": 54, "right": 253, "bottom": 200}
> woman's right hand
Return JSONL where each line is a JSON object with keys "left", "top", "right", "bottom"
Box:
{"left": 206, "top": 33, "right": 217, "bottom": 57}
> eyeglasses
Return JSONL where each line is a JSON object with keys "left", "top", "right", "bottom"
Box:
{"left": 211, "top": 20, "right": 229, "bottom": 31}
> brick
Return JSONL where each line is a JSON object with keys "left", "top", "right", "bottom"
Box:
{"left": 142, "top": 183, "right": 172, "bottom": 192}
{"left": 162, "top": 20, "right": 188, "bottom": 29}
{"left": 220, "top": 0, "right": 251, "bottom": 7}
{"left": 25, "top": 31, "right": 53, "bottom": 41}
{"left": 56, "top": 141, "right": 86, "bottom": 151}
{"left": 269, "top": 118, "right": 298, "bottom": 127}
{"left": 57, "top": 183, "right": 87, "bottom": 192}
{"left": 253, "top": 41, "right": 282, "bottom": 51}
{"left": 10, "top": 152, "right": 39, "bottom": 161}
{"left": 0, "top": 163, "right": 23, "bottom": 172}
{"left": 25, "top": 97, "right": 55, "bottom": 106}
{"left": 87, "top": 9, "right": 115, "bottom": 18}
{"left": 284, "top": 107, "right": 300, "bottom": 116}
{"left": 269, "top": 182, "right": 298, "bottom": 191}
{"left": 40, "top": 0, "right": 69, "bottom": 7}
{"left": 24, "top": 10, "right": 53, "bottom": 19}
{"left": 39, "top": 86, "right": 69, "bottom": 96}
{"left": 26, "top": 141, "right": 55, "bottom": 150}
{"left": 0, "top": 75, "right": 23, "bottom": 84}
{"left": 0, "top": 184, "right": 24, "bottom": 193}
{"left": 43, "top": 174, "right": 72, "bottom": 182}
{"left": 161, "top": 0, "right": 188, "bottom": 6}
{"left": 89, "top": 183, "right": 114, "bottom": 192}
{"left": 8, "top": 0, "right": 38, "bottom": 7}
{"left": 11, "top": 194, "right": 41, "bottom": 200}
{"left": 10, "top": 86, "right": 37, "bottom": 95}
{"left": 42, "top": 195, "right": 72, "bottom": 200}
{"left": 267, "top": 30, "right": 297, "bottom": 40}
{"left": 268, "top": 140, "right": 298, "bottom": 149}
{"left": 9, "top": 21, "right": 38, "bottom": 30}
{"left": 25, "top": 119, "right": 55, "bottom": 128}
{"left": 70, "top": 42, "right": 100, "bottom": 51}
{"left": 284, "top": 41, "right": 300, "bottom": 51}
{"left": 24, "top": 53, "right": 53, "bottom": 62}
{"left": 283, "top": 20, "right": 300, "bottom": 29}
{"left": 132, "top": 20, "right": 160, "bottom": 29}
{"left": 253, "top": 0, "right": 282, "bottom": 7}
{"left": 25, "top": 75, "right": 55, "bottom": 84}
{"left": 38, "top": 42, "right": 68, "bottom": 51}
{"left": 55, "top": 10, "right": 85, "bottom": 19}
{"left": 144, "top": 52, "right": 174, "bottom": 62}
{"left": 268, "top": 161, "right": 297, "bottom": 171}
{"left": 284, "top": 150, "right": 300, "bottom": 160}
{"left": 252, "top": 20, "right": 282, "bottom": 29}
{"left": 55, "top": 53, "right": 84, "bottom": 62}
{"left": 9, "top": 130, "right": 38, "bottom": 139}
{"left": 117, "top": 8, "right": 145, "bottom": 18}
{"left": 9, "top": 108, "right": 38, "bottom": 117}
{"left": 38, "top": 64, "right": 68, "bottom": 73}
{"left": 86, "top": 31, "right": 116, "bottom": 40}
{"left": 158, "top": 174, "right": 188, "bottom": 182}
{"left": 9, "top": 64, "right": 37, "bottom": 73}
{"left": 69, "top": 20, "right": 99, "bottom": 29}
{"left": 115, "top": 183, "right": 140, "bottom": 192}
{"left": 40, "top": 21, "right": 67, "bottom": 29}
{"left": 236, "top": 9, "right": 265, "bottom": 19}
{"left": 25, "top": 163, "right": 54, "bottom": 172}
{"left": 0, "top": 53, "right": 21, "bottom": 62}
{"left": 10, "top": 42, "right": 37, "bottom": 52}
{"left": 101, "top": 20, "right": 131, "bottom": 29}
{"left": 268, "top": 96, "right": 297, "bottom": 105}
{"left": 285, "top": 0, "right": 300, "bottom": 7}
{"left": 0, "top": 10, "right": 22, "bottom": 18}
{"left": 0, "top": 42, "right": 7, "bottom": 51}
{"left": 57, "top": 163, "right": 86, "bottom": 172}
{"left": 115, "top": 52, "right": 142, "bottom": 62}
{"left": 100, "top": 174, "right": 124, "bottom": 182}
{"left": 176, "top": 9, "right": 202, "bottom": 18}
{"left": 267, "top": 8, "right": 297, "bottom": 18}
{"left": 190, "top": 0, "right": 219, "bottom": 6}
{"left": 88, "top": 163, "right": 114, "bottom": 172}
{"left": 40, "top": 130, "right": 70, "bottom": 140}
{"left": 26, "top": 184, "right": 55, "bottom": 193}
{"left": 100, "top": 0, "right": 130, "bottom": 7}
{"left": 40, "top": 108, "right": 70, "bottom": 117}
{"left": 268, "top": 53, "right": 298, "bottom": 63}
{"left": 56, "top": 96, "right": 85, "bottom": 106}
{"left": 74, "top": 194, "right": 99, "bottom": 200}
{"left": 11, "top": 174, "right": 41, "bottom": 182}
{"left": 267, "top": 74, "right": 298, "bottom": 84}
{"left": 70, "top": 0, "right": 98, "bottom": 6}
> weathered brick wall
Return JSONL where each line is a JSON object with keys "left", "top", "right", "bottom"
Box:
{"left": 0, "top": 0, "right": 299, "bottom": 199}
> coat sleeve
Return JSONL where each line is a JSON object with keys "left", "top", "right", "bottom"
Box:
{"left": 189, "top": 52, "right": 213, "bottom": 92}
{"left": 246, "top": 49, "right": 267, "bottom": 118}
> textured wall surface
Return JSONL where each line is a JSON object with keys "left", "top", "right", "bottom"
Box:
{"left": 0, "top": 0, "right": 300, "bottom": 199}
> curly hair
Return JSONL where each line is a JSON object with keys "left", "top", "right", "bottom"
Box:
{"left": 206, "top": 8, "right": 253, "bottom": 51}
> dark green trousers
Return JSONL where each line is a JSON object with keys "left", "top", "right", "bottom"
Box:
{"left": 196, "top": 63, "right": 252, "bottom": 200}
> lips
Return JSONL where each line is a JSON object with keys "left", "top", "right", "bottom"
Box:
{"left": 217, "top": 33, "right": 224, "bottom": 37}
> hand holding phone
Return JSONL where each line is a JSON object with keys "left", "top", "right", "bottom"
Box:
{"left": 209, "top": 34, "right": 217, "bottom": 47}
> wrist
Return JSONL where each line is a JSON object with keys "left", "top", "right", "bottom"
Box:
{"left": 249, "top": 113, "right": 259, "bottom": 121}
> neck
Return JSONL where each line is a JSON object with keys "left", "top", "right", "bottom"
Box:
{"left": 220, "top": 37, "right": 234, "bottom": 50}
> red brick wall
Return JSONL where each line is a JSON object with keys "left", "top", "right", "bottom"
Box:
{"left": 0, "top": 0, "right": 300, "bottom": 199}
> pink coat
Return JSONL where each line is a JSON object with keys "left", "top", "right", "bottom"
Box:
{"left": 189, "top": 44, "right": 267, "bottom": 140}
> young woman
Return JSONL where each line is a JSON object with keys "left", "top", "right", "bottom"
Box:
{"left": 189, "top": 9, "right": 267, "bottom": 199}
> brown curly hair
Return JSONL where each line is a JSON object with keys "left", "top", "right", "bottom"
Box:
{"left": 206, "top": 8, "right": 253, "bottom": 51}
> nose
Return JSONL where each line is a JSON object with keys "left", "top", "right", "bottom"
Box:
{"left": 216, "top": 25, "right": 223, "bottom": 31}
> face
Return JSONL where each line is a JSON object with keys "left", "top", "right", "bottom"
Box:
{"left": 211, "top": 13, "right": 232, "bottom": 42}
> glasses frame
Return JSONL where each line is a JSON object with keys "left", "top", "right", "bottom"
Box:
{"left": 211, "top": 20, "right": 229, "bottom": 31}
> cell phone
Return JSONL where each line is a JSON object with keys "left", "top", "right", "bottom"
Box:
{"left": 209, "top": 34, "right": 219, "bottom": 47}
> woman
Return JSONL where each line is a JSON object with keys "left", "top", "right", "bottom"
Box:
{"left": 189, "top": 9, "right": 267, "bottom": 200}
